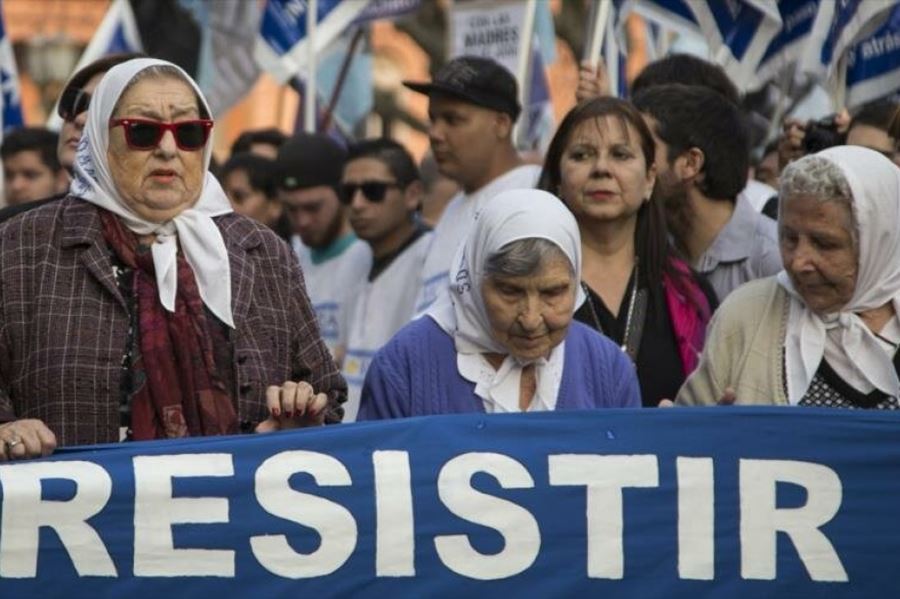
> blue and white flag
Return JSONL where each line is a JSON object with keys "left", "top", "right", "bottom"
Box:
{"left": 46, "top": 0, "right": 142, "bottom": 130}
{"left": 689, "top": 0, "right": 782, "bottom": 90}
{"left": 0, "top": 0, "right": 23, "bottom": 134}
{"left": 177, "top": 0, "right": 262, "bottom": 118}
{"left": 256, "top": 0, "right": 418, "bottom": 85}
{"left": 843, "top": 4, "right": 900, "bottom": 109}
{"left": 802, "top": 0, "right": 894, "bottom": 79}
{"left": 70, "top": 0, "right": 143, "bottom": 74}
{"left": 752, "top": 0, "right": 821, "bottom": 89}
{"left": 622, "top": 0, "right": 702, "bottom": 38}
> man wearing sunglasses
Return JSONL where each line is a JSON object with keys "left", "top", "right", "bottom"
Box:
{"left": 402, "top": 56, "right": 541, "bottom": 315}
{"left": 0, "top": 53, "right": 143, "bottom": 224}
{"left": 275, "top": 133, "right": 372, "bottom": 365}
{"left": 338, "top": 139, "right": 433, "bottom": 421}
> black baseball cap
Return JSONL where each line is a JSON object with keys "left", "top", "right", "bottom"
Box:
{"left": 274, "top": 133, "right": 347, "bottom": 192}
{"left": 403, "top": 56, "right": 521, "bottom": 122}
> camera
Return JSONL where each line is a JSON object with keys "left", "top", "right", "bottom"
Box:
{"left": 803, "top": 116, "right": 846, "bottom": 153}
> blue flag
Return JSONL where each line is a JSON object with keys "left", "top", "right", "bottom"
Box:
{"left": 46, "top": 0, "right": 142, "bottom": 130}
{"left": 753, "top": 0, "right": 821, "bottom": 89}
{"left": 689, "top": 0, "right": 782, "bottom": 90}
{"left": 802, "top": 0, "right": 894, "bottom": 78}
{"left": 843, "top": 4, "right": 900, "bottom": 109}
{"left": 0, "top": 0, "right": 24, "bottom": 134}
{"left": 622, "top": 0, "right": 702, "bottom": 37}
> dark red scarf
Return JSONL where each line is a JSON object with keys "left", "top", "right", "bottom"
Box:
{"left": 100, "top": 210, "right": 238, "bottom": 440}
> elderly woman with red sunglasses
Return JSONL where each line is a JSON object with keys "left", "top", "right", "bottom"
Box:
{"left": 0, "top": 58, "right": 346, "bottom": 459}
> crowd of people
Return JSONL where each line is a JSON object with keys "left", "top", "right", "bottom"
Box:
{"left": 0, "top": 49, "right": 898, "bottom": 458}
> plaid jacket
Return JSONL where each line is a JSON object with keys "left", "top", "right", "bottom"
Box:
{"left": 0, "top": 197, "right": 346, "bottom": 446}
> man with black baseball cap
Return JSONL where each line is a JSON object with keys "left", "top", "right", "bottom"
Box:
{"left": 275, "top": 133, "right": 371, "bottom": 363}
{"left": 403, "top": 55, "right": 541, "bottom": 313}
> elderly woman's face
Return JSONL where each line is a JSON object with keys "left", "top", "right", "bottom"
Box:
{"left": 481, "top": 254, "right": 576, "bottom": 360}
{"left": 779, "top": 194, "right": 858, "bottom": 314}
{"left": 107, "top": 76, "right": 205, "bottom": 223}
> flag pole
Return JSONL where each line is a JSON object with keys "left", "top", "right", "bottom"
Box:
{"left": 586, "top": 0, "right": 611, "bottom": 64}
{"left": 320, "top": 26, "right": 365, "bottom": 133}
{"left": 304, "top": 0, "right": 318, "bottom": 133}
{"left": 514, "top": 0, "right": 537, "bottom": 148}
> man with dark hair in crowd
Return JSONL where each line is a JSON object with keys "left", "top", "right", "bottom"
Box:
{"left": 339, "top": 138, "right": 433, "bottom": 421}
{"left": 0, "top": 53, "right": 143, "bottom": 222}
{"left": 275, "top": 132, "right": 371, "bottom": 363}
{"left": 841, "top": 100, "right": 898, "bottom": 165}
{"left": 1, "top": 127, "right": 69, "bottom": 206}
{"left": 578, "top": 53, "right": 777, "bottom": 215}
{"left": 402, "top": 56, "right": 541, "bottom": 313}
{"left": 633, "top": 83, "right": 781, "bottom": 302}
{"left": 219, "top": 152, "right": 291, "bottom": 240}
{"left": 230, "top": 127, "right": 288, "bottom": 160}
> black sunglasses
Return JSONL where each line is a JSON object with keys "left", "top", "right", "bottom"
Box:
{"left": 58, "top": 88, "right": 92, "bottom": 121}
{"left": 109, "top": 118, "right": 214, "bottom": 151}
{"left": 339, "top": 180, "right": 401, "bottom": 204}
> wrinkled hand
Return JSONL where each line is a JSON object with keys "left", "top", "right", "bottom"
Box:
{"left": 0, "top": 419, "right": 57, "bottom": 461}
{"left": 255, "top": 381, "right": 328, "bottom": 432}
{"left": 576, "top": 60, "right": 611, "bottom": 104}
{"left": 778, "top": 118, "right": 807, "bottom": 170}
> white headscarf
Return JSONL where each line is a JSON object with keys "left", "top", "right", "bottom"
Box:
{"left": 778, "top": 146, "right": 900, "bottom": 403}
{"left": 428, "top": 189, "right": 585, "bottom": 411}
{"left": 71, "top": 58, "right": 235, "bottom": 327}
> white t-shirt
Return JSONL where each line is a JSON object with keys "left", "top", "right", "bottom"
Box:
{"left": 341, "top": 231, "right": 434, "bottom": 421}
{"left": 292, "top": 234, "right": 372, "bottom": 358}
{"left": 739, "top": 179, "right": 777, "bottom": 213}
{"left": 414, "top": 164, "right": 542, "bottom": 313}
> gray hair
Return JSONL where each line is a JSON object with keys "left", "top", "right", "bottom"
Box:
{"left": 113, "top": 64, "right": 207, "bottom": 118}
{"left": 779, "top": 154, "right": 857, "bottom": 239}
{"left": 484, "top": 238, "right": 574, "bottom": 278}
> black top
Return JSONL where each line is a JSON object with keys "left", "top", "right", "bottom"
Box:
{"left": 0, "top": 193, "right": 64, "bottom": 225}
{"left": 797, "top": 353, "right": 900, "bottom": 410}
{"left": 368, "top": 220, "right": 431, "bottom": 281}
{"left": 574, "top": 271, "right": 683, "bottom": 408}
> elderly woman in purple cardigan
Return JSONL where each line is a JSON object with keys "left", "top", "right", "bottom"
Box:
{"left": 358, "top": 189, "right": 640, "bottom": 419}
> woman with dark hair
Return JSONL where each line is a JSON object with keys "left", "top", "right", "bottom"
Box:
{"left": 538, "top": 97, "right": 715, "bottom": 406}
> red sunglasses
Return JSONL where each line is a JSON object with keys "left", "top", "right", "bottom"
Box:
{"left": 109, "top": 118, "right": 213, "bottom": 151}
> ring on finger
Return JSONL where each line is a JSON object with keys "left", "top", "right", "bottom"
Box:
{"left": 5, "top": 437, "right": 21, "bottom": 449}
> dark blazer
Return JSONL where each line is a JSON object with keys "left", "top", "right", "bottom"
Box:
{"left": 0, "top": 197, "right": 346, "bottom": 446}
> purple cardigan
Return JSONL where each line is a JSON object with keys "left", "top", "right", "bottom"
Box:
{"left": 358, "top": 316, "right": 640, "bottom": 419}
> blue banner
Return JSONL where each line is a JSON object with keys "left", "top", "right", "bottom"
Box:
{"left": 1, "top": 408, "right": 899, "bottom": 596}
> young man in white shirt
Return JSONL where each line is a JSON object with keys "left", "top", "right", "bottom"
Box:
{"left": 339, "top": 139, "right": 433, "bottom": 421}
{"left": 403, "top": 56, "right": 541, "bottom": 313}
{"left": 275, "top": 133, "right": 371, "bottom": 363}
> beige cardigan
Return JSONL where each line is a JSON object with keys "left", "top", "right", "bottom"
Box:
{"left": 676, "top": 277, "right": 790, "bottom": 406}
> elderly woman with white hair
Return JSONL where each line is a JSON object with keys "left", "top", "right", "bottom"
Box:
{"left": 677, "top": 145, "right": 900, "bottom": 408}
{"left": 358, "top": 189, "right": 640, "bottom": 419}
{"left": 0, "top": 58, "right": 345, "bottom": 459}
